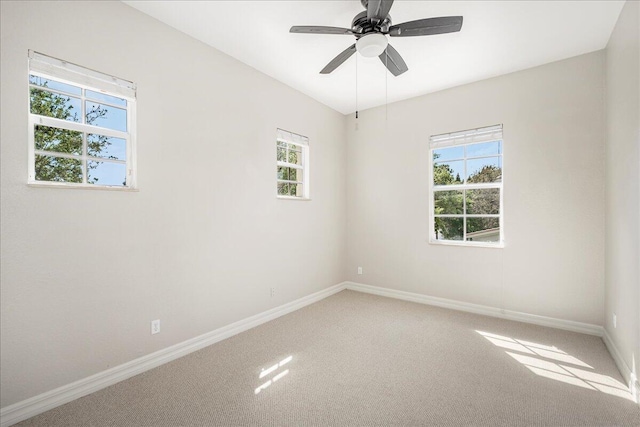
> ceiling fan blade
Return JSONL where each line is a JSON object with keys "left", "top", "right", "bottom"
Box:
{"left": 388, "top": 16, "right": 463, "bottom": 37}
{"left": 290, "top": 26, "right": 355, "bottom": 35}
{"left": 367, "top": 0, "right": 394, "bottom": 22}
{"left": 379, "top": 44, "right": 408, "bottom": 76}
{"left": 320, "top": 44, "right": 357, "bottom": 74}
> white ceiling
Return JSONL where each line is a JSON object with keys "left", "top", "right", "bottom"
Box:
{"left": 123, "top": 1, "right": 624, "bottom": 115}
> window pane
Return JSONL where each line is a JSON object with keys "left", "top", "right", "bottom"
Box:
{"left": 433, "top": 160, "right": 463, "bottom": 185}
{"left": 434, "top": 190, "right": 463, "bottom": 215}
{"left": 466, "top": 217, "right": 500, "bottom": 242}
{"left": 34, "top": 125, "right": 82, "bottom": 155}
{"left": 277, "top": 146, "right": 286, "bottom": 162}
{"left": 35, "top": 154, "right": 82, "bottom": 183}
{"left": 466, "top": 157, "right": 502, "bottom": 183}
{"left": 288, "top": 150, "right": 301, "bottom": 166}
{"left": 277, "top": 182, "right": 289, "bottom": 196}
{"left": 87, "top": 134, "right": 126, "bottom": 160}
{"left": 30, "top": 88, "right": 81, "bottom": 122}
{"left": 29, "top": 75, "right": 81, "bottom": 95}
{"left": 87, "top": 161, "right": 126, "bottom": 186}
{"left": 289, "top": 168, "right": 299, "bottom": 182}
{"left": 289, "top": 183, "right": 301, "bottom": 197}
{"left": 86, "top": 90, "right": 126, "bottom": 107}
{"left": 277, "top": 166, "right": 289, "bottom": 180}
{"left": 433, "top": 146, "right": 464, "bottom": 162}
{"left": 85, "top": 101, "right": 127, "bottom": 131}
{"left": 466, "top": 141, "right": 501, "bottom": 157}
{"left": 466, "top": 189, "right": 500, "bottom": 215}
{"left": 434, "top": 217, "right": 463, "bottom": 241}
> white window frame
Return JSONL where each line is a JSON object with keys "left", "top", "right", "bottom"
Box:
{"left": 276, "top": 128, "right": 310, "bottom": 200}
{"left": 428, "top": 124, "right": 504, "bottom": 248}
{"left": 27, "top": 50, "right": 137, "bottom": 190}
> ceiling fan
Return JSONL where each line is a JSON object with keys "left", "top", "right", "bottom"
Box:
{"left": 290, "top": 0, "right": 463, "bottom": 76}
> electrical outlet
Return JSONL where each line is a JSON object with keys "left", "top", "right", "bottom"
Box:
{"left": 613, "top": 314, "right": 617, "bottom": 329}
{"left": 270, "top": 287, "right": 276, "bottom": 298}
{"left": 357, "top": 267, "right": 363, "bottom": 275}
{"left": 151, "top": 319, "right": 160, "bottom": 335}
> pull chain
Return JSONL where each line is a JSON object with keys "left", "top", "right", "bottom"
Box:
{"left": 355, "top": 53, "right": 359, "bottom": 119}
{"left": 385, "top": 49, "right": 388, "bottom": 124}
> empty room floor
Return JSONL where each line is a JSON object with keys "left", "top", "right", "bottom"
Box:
{"left": 17, "top": 290, "right": 640, "bottom": 426}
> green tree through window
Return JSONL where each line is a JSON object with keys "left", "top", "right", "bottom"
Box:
{"left": 30, "top": 76, "right": 116, "bottom": 183}
{"left": 433, "top": 152, "right": 464, "bottom": 239}
{"left": 431, "top": 132, "right": 503, "bottom": 244}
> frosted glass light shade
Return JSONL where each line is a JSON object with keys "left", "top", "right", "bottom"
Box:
{"left": 356, "top": 33, "right": 388, "bottom": 57}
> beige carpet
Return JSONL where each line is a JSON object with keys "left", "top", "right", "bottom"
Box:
{"left": 17, "top": 290, "right": 640, "bottom": 426}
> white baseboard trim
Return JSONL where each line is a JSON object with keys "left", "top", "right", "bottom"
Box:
{"left": 602, "top": 328, "right": 640, "bottom": 405}
{"left": 345, "top": 282, "right": 604, "bottom": 336}
{"left": 2, "top": 281, "right": 626, "bottom": 426}
{"left": 0, "top": 282, "right": 348, "bottom": 427}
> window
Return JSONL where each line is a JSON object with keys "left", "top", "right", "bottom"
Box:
{"left": 276, "top": 129, "right": 309, "bottom": 199}
{"left": 429, "top": 125, "right": 503, "bottom": 247}
{"left": 28, "top": 51, "right": 136, "bottom": 189}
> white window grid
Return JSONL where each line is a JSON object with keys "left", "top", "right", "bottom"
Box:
{"left": 276, "top": 129, "right": 309, "bottom": 199}
{"left": 27, "top": 52, "right": 136, "bottom": 189}
{"left": 428, "top": 125, "right": 504, "bottom": 247}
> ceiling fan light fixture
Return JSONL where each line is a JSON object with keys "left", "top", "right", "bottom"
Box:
{"left": 356, "top": 33, "right": 388, "bottom": 57}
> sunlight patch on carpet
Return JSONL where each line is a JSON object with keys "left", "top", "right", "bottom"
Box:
{"left": 255, "top": 355, "right": 293, "bottom": 395}
{"left": 476, "top": 330, "right": 634, "bottom": 402}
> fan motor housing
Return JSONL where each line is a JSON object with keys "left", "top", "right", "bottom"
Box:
{"left": 351, "top": 11, "right": 391, "bottom": 35}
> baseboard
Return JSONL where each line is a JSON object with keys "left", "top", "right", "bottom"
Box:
{"left": 1, "top": 281, "right": 625, "bottom": 426}
{"left": 602, "top": 328, "right": 640, "bottom": 405}
{"left": 0, "top": 282, "right": 348, "bottom": 427}
{"left": 345, "top": 281, "right": 604, "bottom": 336}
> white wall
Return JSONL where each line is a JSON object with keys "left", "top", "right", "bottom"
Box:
{"left": 1, "top": 0, "right": 633, "bottom": 414}
{"left": 605, "top": 0, "right": 640, "bottom": 395}
{"left": 0, "top": 1, "right": 347, "bottom": 408}
{"left": 347, "top": 51, "right": 606, "bottom": 325}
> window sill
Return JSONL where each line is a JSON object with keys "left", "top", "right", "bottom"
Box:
{"left": 27, "top": 182, "right": 139, "bottom": 192}
{"left": 428, "top": 239, "right": 504, "bottom": 249}
{"left": 277, "top": 195, "right": 311, "bottom": 201}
